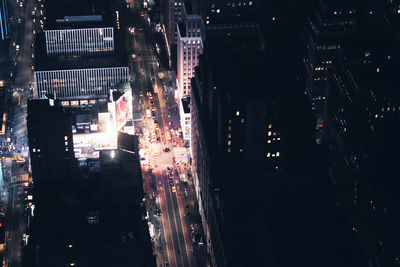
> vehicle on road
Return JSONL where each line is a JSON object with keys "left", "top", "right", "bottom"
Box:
{"left": 146, "top": 109, "right": 151, "bottom": 118}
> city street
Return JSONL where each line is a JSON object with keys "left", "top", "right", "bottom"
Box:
{"left": 2, "top": 0, "right": 36, "bottom": 266}
{"left": 125, "top": 2, "right": 207, "bottom": 266}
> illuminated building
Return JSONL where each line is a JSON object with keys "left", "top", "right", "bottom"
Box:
{"left": 176, "top": 14, "right": 204, "bottom": 100}
{"left": 34, "top": 24, "right": 129, "bottom": 102}
{"left": 175, "top": 8, "right": 204, "bottom": 143}
{"left": 45, "top": 27, "right": 114, "bottom": 56}
{"left": 27, "top": 99, "right": 76, "bottom": 183}
{"left": 34, "top": 67, "right": 129, "bottom": 100}
{"left": 0, "top": 0, "right": 8, "bottom": 41}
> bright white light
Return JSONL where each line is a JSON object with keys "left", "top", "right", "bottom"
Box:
{"left": 111, "top": 150, "right": 115, "bottom": 159}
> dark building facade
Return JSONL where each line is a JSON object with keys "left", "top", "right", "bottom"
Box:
{"left": 190, "top": 24, "right": 365, "bottom": 266}
{"left": 27, "top": 99, "right": 76, "bottom": 183}
{"left": 304, "top": 0, "right": 359, "bottom": 144}
{"left": 320, "top": 3, "right": 400, "bottom": 265}
{"left": 24, "top": 150, "right": 156, "bottom": 267}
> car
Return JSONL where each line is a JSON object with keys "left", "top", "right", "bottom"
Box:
{"left": 151, "top": 106, "right": 156, "bottom": 111}
{"left": 150, "top": 100, "right": 154, "bottom": 105}
{"left": 154, "top": 119, "right": 158, "bottom": 124}
{"left": 169, "top": 181, "right": 174, "bottom": 186}
{"left": 171, "top": 185, "right": 176, "bottom": 193}
{"left": 163, "top": 148, "right": 171, "bottom": 152}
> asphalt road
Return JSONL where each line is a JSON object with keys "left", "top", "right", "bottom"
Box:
{"left": 125, "top": 2, "right": 197, "bottom": 267}
{"left": 3, "top": 0, "right": 36, "bottom": 266}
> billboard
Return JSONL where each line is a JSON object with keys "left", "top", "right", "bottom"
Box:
{"left": 115, "top": 93, "right": 127, "bottom": 131}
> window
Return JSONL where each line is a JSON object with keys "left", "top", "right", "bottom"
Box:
{"left": 227, "top": 141, "right": 231, "bottom": 146}
{"left": 276, "top": 152, "right": 280, "bottom": 157}
{"left": 241, "top": 118, "right": 245, "bottom": 123}
{"left": 236, "top": 111, "right": 240, "bottom": 116}
{"left": 227, "top": 148, "right": 231, "bottom": 152}
{"left": 268, "top": 131, "right": 272, "bottom": 136}
{"left": 267, "top": 153, "right": 270, "bottom": 157}
{"left": 268, "top": 124, "right": 272, "bottom": 129}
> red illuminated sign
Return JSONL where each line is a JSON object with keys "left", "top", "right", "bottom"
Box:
{"left": 115, "top": 94, "right": 127, "bottom": 131}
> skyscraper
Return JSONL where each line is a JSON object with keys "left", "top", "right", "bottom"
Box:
{"left": 304, "top": 0, "right": 358, "bottom": 144}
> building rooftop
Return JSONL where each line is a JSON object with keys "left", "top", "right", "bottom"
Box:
{"left": 44, "top": 0, "right": 115, "bottom": 30}
{"left": 34, "top": 32, "right": 127, "bottom": 71}
{"left": 28, "top": 149, "right": 155, "bottom": 266}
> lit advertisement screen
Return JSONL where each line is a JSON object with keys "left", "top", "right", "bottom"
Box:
{"left": 115, "top": 94, "right": 127, "bottom": 131}
{"left": 73, "top": 132, "right": 117, "bottom": 158}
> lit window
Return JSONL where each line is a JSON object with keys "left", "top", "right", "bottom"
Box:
{"left": 276, "top": 152, "right": 280, "bottom": 157}
{"left": 268, "top": 131, "right": 272, "bottom": 136}
{"left": 228, "top": 119, "right": 232, "bottom": 124}
{"left": 267, "top": 153, "right": 270, "bottom": 158}
{"left": 249, "top": 1, "right": 252, "bottom": 5}
{"left": 216, "top": 9, "right": 220, "bottom": 13}
{"left": 241, "top": 119, "right": 245, "bottom": 123}
{"left": 272, "top": 154, "right": 275, "bottom": 157}
{"left": 267, "top": 140, "right": 271, "bottom": 144}
{"left": 236, "top": 111, "right": 240, "bottom": 116}
{"left": 228, "top": 134, "right": 231, "bottom": 138}
{"left": 268, "top": 124, "right": 272, "bottom": 129}
{"left": 32, "top": 148, "right": 36, "bottom": 152}
{"left": 227, "top": 141, "right": 231, "bottom": 146}
{"left": 228, "top": 126, "right": 232, "bottom": 131}
{"left": 240, "top": 148, "right": 243, "bottom": 152}
{"left": 227, "top": 148, "right": 231, "bottom": 153}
